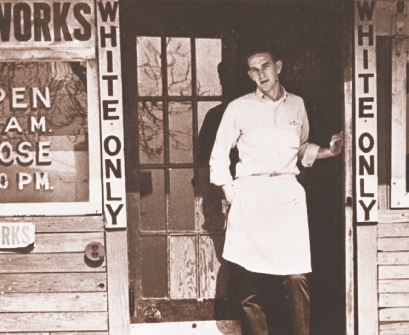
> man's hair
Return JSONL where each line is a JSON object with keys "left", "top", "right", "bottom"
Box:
{"left": 244, "top": 41, "right": 282, "bottom": 65}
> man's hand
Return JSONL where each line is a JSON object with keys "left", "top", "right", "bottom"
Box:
{"left": 329, "top": 132, "right": 343, "bottom": 156}
{"left": 316, "top": 132, "right": 344, "bottom": 159}
{"left": 221, "top": 183, "right": 235, "bottom": 204}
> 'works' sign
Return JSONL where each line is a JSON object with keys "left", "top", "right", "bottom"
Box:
{"left": 0, "top": 1, "right": 95, "bottom": 47}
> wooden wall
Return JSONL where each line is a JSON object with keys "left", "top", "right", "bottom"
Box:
{"left": 0, "top": 216, "right": 109, "bottom": 334}
{"left": 378, "top": 214, "right": 409, "bottom": 335}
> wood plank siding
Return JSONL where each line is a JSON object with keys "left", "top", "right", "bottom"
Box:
{"left": 378, "top": 222, "right": 409, "bottom": 334}
{"left": 0, "top": 216, "right": 108, "bottom": 334}
{"left": 378, "top": 219, "right": 409, "bottom": 332}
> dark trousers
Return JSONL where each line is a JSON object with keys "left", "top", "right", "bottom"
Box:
{"left": 238, "top": 266, "right": 310, "bottom": 335}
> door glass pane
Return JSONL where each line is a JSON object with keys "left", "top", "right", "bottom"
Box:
{"left": 197, "top": 101, "right": 223, "bottom": 167}
{"left": 170, "top": 235, "right": 197, "bottom": 299}
{"left": 196, "top": 167, "right": 226, "bottom": 232}
{"left": 141, "top": 235, "right": 168, "bottom": 298}
{"left": 137, "top": 36, "right": 162, "bottom": 96}
{"left": 196, "top": 39, "right": 222, "bottom": 96}
{"left": 198, "top": 101, "right": 223, "bottom": 134}
{"left": 140, "top": 169, "right": 166, "bottom": 231}
{"left": 199, "top": 234, "right": 227, "bottom": 298}
{"left": 169, "top": 101, "right": 193, "bottom": 164}
{"left": 167, "top": 38, "right": 192, "bottom": 96}
{"left": 138, "top": 101, "right": 164, "bottom": 164}
{"left": 169, "top": 169, "right": 195, "bottom": 231}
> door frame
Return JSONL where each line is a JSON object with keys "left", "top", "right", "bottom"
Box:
{"left": 121, "top": 1, "right": 355, "bottom": 334}
{"left": 344, "top": 1, "right": 355, "bottom": 334}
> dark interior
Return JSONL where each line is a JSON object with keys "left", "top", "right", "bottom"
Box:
{"left": 121, "top": 1, "right": 347, "bottom": 333}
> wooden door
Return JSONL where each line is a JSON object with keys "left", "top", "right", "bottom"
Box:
{"left": 128, "top": 35, "right": 238, "bottom": 323}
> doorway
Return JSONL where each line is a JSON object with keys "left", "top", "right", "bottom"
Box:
{"left": 121, "top": 1, "right": 347, "bottom": 334}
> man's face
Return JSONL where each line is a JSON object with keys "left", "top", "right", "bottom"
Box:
{"left": 247, "top": 52, "right": 282, "bottom": 94}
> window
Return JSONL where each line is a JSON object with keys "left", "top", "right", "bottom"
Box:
{"left": 0, "top": 60, "right": 102, "bottom": 215}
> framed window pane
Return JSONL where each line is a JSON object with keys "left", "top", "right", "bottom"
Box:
{"left": 169, "top": 169, "right": 195, "bottom": 231}
{"left": 141, "top": 235, "right": 168, "bottom": 298}
{"left": 140, "top": 169, "right": 166, "bottom": 231}
{"left": 199, "top": 234, "right": 226, "bottom": 298}
{"left": 137, "top": 36, "right": 162, "bottom": 96}
{"left": 170, "top": 235, "right": 197, "bottom": 299}
{"left": 169, "top": 101, "right": 193, "bottom": 164}
{"left": 138, "top": 101, "right": 164, "bottom": 164}
{"left": 197, "top": 101, "right": 223, "bottom": 168}
{"left": 167, "top": 38, "right": 192, "bottom": 96}
{"left": 196, "top": 39, "right": 222, "bottom": 96}
{"left": 198, "top": 101, "right": 223, "bottom": 134}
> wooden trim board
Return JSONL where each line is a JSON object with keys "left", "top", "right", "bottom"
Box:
{"left": 357, "top": 225, "right": 378, "bottom": 335}
{"left": 131, "top": 320, "right": 241, "bottom": 335}
{"left": 106, "top": 230, "right": 130, "bottom": 335}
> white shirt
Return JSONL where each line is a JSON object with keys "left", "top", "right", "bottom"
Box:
{"left": 209, "top": 88, "right": 319, "bottom": 186}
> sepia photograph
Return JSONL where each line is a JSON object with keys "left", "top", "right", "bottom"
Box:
{"left": 0, "top": 0, "right": 405, "bottom": 334}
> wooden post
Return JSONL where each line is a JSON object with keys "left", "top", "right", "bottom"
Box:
{"left": 106, "top": 230, "right": 131, "bottom": 335}
{"left": 357, "top": 225, "right": 378, "bottom": 335}
{"left": 96, "top": 1, "right": 130, "bottom": 333}
{"left": 343, "top": 1, "right": 354, "bottom": 332}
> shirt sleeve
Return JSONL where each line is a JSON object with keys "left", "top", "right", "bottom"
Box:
{"left": 298, "top": 102, "right": 320, "bottom": 167}
{"left": 209, "top": 101, "right": 241, "bottom": 186}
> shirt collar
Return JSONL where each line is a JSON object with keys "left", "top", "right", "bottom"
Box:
{"left": 256, "top": 86, "right": 288, "bottom": 103}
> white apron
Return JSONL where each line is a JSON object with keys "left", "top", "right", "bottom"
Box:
{"left": 223, "top": 174, "right": 311, "bottom": 275}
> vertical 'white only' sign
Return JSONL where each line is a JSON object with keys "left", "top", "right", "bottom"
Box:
{"left": 97, "top": 0, "right": 127, "bottom": 228}
{"left": 355, "top": 0, "right": 378, "bottom": 223}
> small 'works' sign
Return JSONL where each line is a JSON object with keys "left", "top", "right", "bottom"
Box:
{"left": 0, "top": 222, "right": 35, "bottom": 248}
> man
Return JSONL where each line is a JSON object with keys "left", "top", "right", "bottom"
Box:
{"left": 209, "top": 44, "right": 343, "bottom": 335}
